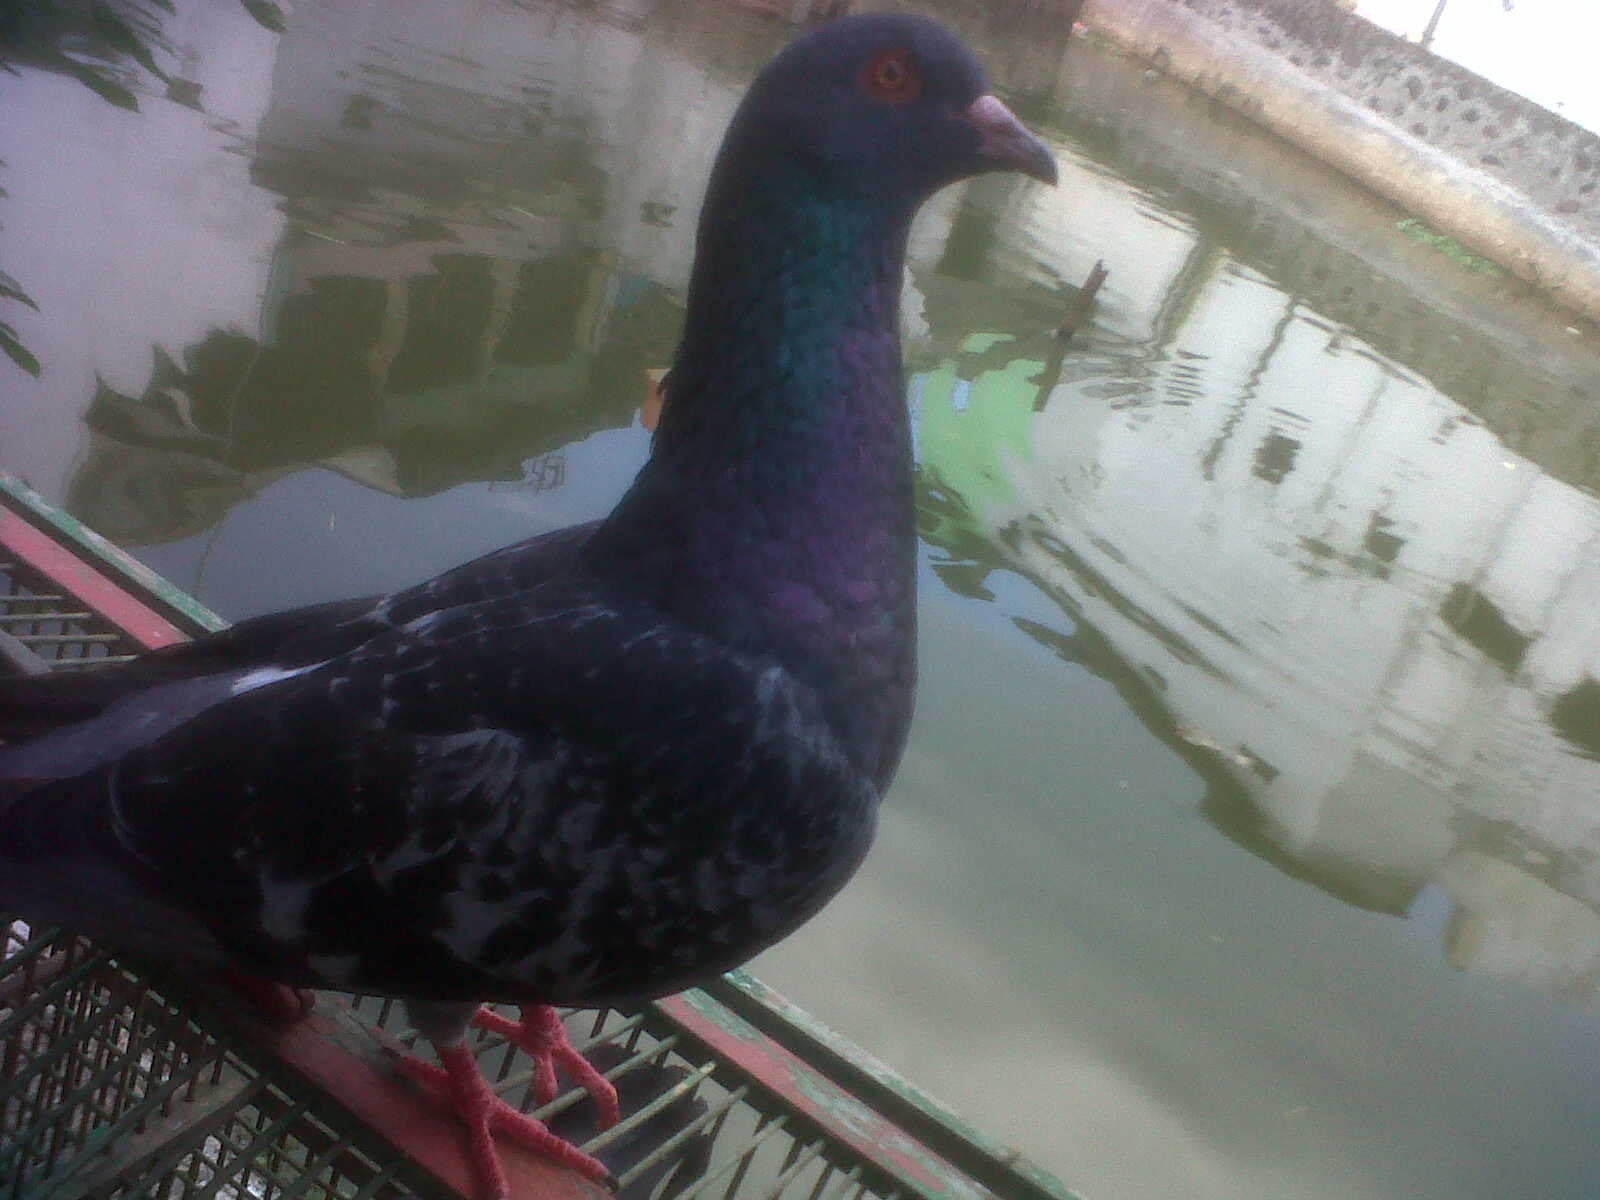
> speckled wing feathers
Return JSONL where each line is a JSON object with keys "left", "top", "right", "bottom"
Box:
{"left": 1, "top": 582, "right": 876, "bottom": 1008}
{"left": 0, "top": 522, "right": 600, "bottom": 741}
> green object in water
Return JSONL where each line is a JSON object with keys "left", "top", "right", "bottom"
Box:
{"left": 1395, "top": 218, "right": 1506, "bottom": 277}
{"left": 918, "top": 348, "right": 1042, "bottom": 526}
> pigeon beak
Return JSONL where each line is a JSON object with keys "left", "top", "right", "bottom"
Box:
{"left": 962, "top": 94, "right": 1057, "bottom": 185}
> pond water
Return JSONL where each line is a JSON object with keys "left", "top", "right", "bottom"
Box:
{"left": 5, "top": 3, "right": 1600, "bottom": 1198}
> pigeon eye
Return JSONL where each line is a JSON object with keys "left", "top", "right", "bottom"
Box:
{"left": 863, "top": 50, "right": 921, "bottom": 103}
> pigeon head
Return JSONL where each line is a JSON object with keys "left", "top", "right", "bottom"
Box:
{"left": 714, "top": 13, "right": 1056, "bottom": 210}
{"left": 636, "top": 12, "right": 1057, "bottom": 570}
{"left": 672, "top": 13, "right": 1058, "bottom": 362}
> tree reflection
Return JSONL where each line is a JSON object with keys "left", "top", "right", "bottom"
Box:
{"left": 0, "top": 0, "right": 284, "bottom": 375}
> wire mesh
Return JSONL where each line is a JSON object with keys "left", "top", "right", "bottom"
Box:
{"left": 0, "top": 554, "right": 139, "bottom": 669}
{"left": 0, "top": 919, "right": 909, "bottom": 1200}
{"left": 346, "top": 998, "right": 911, "bottom": 1200}
{"left": 0, "top": 920, "right": 425, "bottom": 1200}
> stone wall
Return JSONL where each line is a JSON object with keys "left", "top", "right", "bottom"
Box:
{"left": 1035, "top": 36, "right": 1600, "bottom": 499}
{"left": 1180, "top": 0, "right": 1599, "bottom": 240}
{"left": 1079, "top": 0, "right": 1600, "bottom": 324}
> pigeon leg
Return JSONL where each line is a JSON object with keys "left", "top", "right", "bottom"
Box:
{"left": 473, "top": 1005, "right": 621, "bottom": 1126}
{"left": 221, "top": 970, "right": 315, "bottom": 1025}
{"left": 394, "top": 1043, "right": 613, "bottom": 1198}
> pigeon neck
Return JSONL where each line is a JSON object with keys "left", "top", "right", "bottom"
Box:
{"left": 669, "top": 164, "right": 914, "bottom": 443}
{"left": 588, "top": 173, "right": 919, "bottom": 781}
{"left": 638, "top": 162, "right": 918, "bottom": 545}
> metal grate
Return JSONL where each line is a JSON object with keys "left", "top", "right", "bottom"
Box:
{"left": 0, "top": 473, "right": 1072, "bottom": 1200}
{"left": 350, "top": 997, "right": 909, "bottom": 1200}
{"left": 0, "top": 921, "right": 424, "bottom": 1200}
{"left": 0, "top": 556, "right": 140, "bottom": 670}
{"left": 0, "top": 921, "right": 912, "bottom": 1200}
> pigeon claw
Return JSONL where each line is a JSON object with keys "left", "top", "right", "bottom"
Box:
{"left": 473, "top": 1004, "right": 622, "bottom": 1128}
{"left": 222, "top": 971, "right": 316, "bottom": 1026}
{"left": 396, "top": 1043, "right": 612, "bottom": 1199}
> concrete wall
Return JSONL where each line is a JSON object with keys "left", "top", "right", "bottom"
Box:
{"left": 1182, "top": 0, "right": 1599, "bottom": 239}
{"left": 1080, "top": 0, "right": 1600, "bottom": 323}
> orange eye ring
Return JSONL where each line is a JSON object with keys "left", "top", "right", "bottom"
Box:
{"left": 863, "top": 49, "right": 921, "bottom": 103}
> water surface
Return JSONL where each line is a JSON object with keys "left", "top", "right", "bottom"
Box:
{"left": 5, "top": 4, "right": 1600, "bottom": 1198}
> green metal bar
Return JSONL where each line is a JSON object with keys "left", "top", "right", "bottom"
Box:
{"left": 0, "top": 979, "right": 128, "bottom": 1094}
{"left": 806, "top": 1158, "right": 842, "bottom": 1200}
{"left": 10, "top": 633, "right": 122, "bottom": 644}
{"left": 58, "top": 1073, "right": 266, "bottom": 1200}
{"left": 707, "top": 970, "right": 1077, "bottom": 1200}
{"left": 0, "top": 471, "right": 226, "bottom": 635}
{"left": 658, "top": 988, "right": 998, "bottom": 1200}
{"left": 267, "top": 1129, "right": 369, "bottom": 1200}
{"left": 615, "top": 1081, "right": 752, "bottom": 1190}
{"left": 582, "top": 1059, "right": 717, "bottom": 1155}
{"left": 758, "top": 1135, "right": 830, "bottom": 1199}
{"left": 490, "top": 1027, "right": 680, "bottom": 1120}
{"left": 3, "top": 1033, "right": 218, "bottom": 1197}
{"left": 348, "top": 1158, "right": 408, "bottom": 1200}
{"left": 0, "top": 949, "right": 122, "bottom": 1072}
{"left": 672, "top": 1111, "right": 792, "bottom": 1200}
{"left": 0, "top": 923, "right": 75, "bottom": 985}
{"left": 184, "top": 1091, "right": 313, "bottom": 1200}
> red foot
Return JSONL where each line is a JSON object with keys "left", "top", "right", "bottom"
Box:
{"left": 222, "top": 971, "right": 315, "bottom": 1025}
{"left": 396, "top": 1043, "right": 612, "bottom": 1199}
{"left": 473, "top": 1005, "right": 621, "bottom": 1128}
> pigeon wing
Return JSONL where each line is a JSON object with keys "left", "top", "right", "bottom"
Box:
{"left": 0, "top": 582, "right": 875, "bottom": 1006}
{"left": 0, "top": 521, "right": 600, "bottom": 740}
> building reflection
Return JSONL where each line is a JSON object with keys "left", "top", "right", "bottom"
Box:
{"left": 54, "top": 0, "right": 725, "bottom": 541}
{"left": 914, "top": 55, "right": 1600, "bottom": 1009}
{"left": 69, "top": 239, "right": 674, "bottom": 541}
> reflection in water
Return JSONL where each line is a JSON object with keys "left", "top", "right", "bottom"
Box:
{"left": 72, "top": 242, "right": 673, "bottom": 540}
{"left": 6, "top": 2, "right": 1600, "bottom": 1197}
{"left": 918, "top": 173, "right": 1600, "bottom": 1008}
{"left": 0, "top": 0, "right": 286, "bottom": 375}
{"left": 53, "top": 0, "right": 711, "bottom": 540}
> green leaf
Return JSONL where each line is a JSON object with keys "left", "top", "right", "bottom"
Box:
{"left": 241, "top": 0, "right": 287, "bottom": 32}
{"left": 0, "top": 323, "right": 41, "bottom": 377}
{"left": 90, "top": 4, "right": 170, "bottom": 81}
{"left": 54, "top": 55, "right": 140, "bottom": 109}
{"left": 0, "top": 270, "right": 38, "bottom": 310}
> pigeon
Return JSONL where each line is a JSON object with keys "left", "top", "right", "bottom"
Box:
{"left": 0, "top": 12, "right": 1054, "bottom": 1197}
